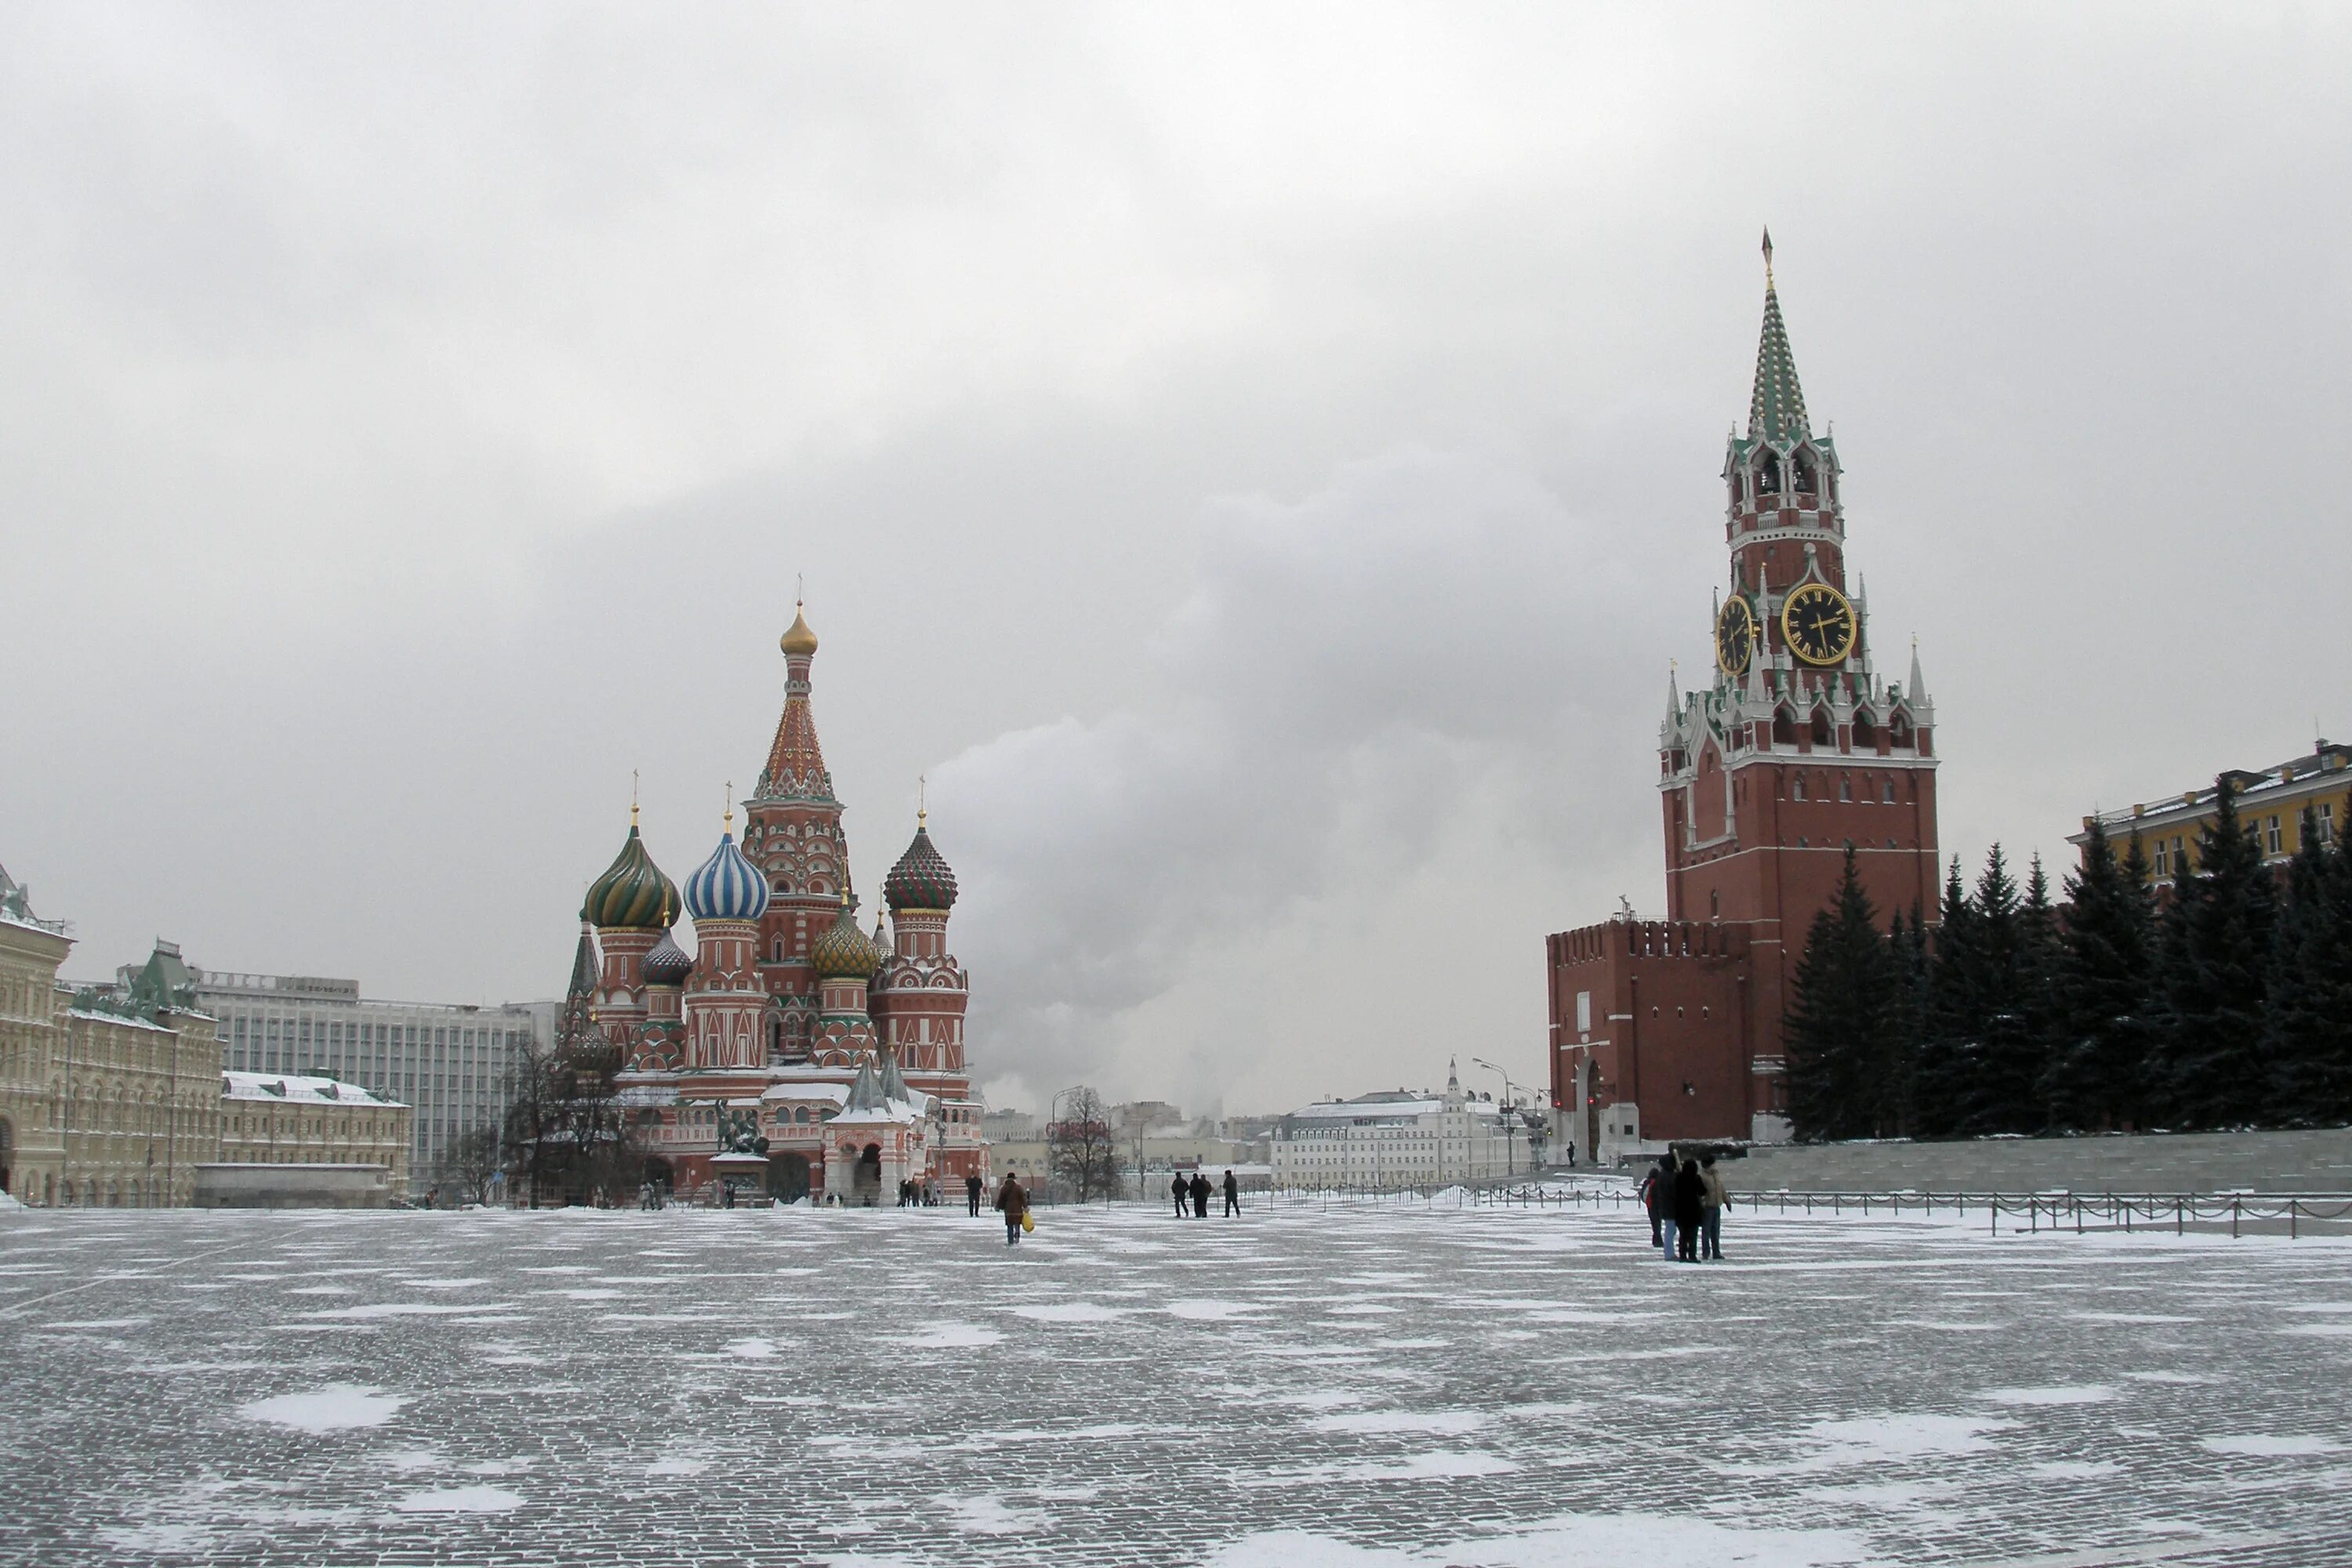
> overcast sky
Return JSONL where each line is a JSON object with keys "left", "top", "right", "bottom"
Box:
{"left": 4, "top": 5, "right": 2347, "bottom": 1116}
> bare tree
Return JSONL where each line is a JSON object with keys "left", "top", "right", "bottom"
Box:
{"left": 503, "top": 1030, "right": 644, "bottom": 1207}
{"left": 435, "top": 1127, "right": 503, "bottom": 1206}
{"left": 1047, "top": 1087, "right": 1122, "bottom": 1203}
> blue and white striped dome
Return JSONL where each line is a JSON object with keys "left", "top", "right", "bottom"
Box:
{"left": 684, "top": 831, "right": 771, "bottom": 922}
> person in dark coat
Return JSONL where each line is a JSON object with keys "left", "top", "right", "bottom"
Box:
{"left": 1171, "top": 1174, "right": 1189, "bottom": 1218}
{"left": 1189, "top": 1171, "right": 1211, "bottom": 1218}
{"left": 1671, "top": 1157, "right": 1705, "bottom": 1261}
{"left": 966, "top": 1172, "right": 984, "bottom": 1217}
{"left": 1638, "top": 1154, "right": 1671, "bottom": 1249}
{"left": 995, "top": 1171, "right": 1028, "bottom": 1246}
{"left": 1222, "top": 1169, "right": 1240, "bottom": 1217}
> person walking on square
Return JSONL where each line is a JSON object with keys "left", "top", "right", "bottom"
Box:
{"left": 1698, "top": 1155, "right": 1729, "bottom": 1261}
{"left": 966, "top": 1172, "right": 984, "bottom": 1217}
{"left": 1671, "top": 1156, "right": 1704, "bottom": 1261}
{"left": 1172, "top": 1173, "right": 1189, "bottom": 1218}
{"left": 1189, "top": 1171, "right": 1211, "bottom": 1218}
{"left": 1222, "top": 1169, "right": 1240, "bottom": 1217}
{"left": 995, "top": 1171, "right": 1028, "bottom": 1246}
{"left": 1639, "top": 1154, "right": 1671, "bottom": 1250}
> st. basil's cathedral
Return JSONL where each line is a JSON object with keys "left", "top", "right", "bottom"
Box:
{"left": 565, "top": 604, "right": 986, "bottom": 1203}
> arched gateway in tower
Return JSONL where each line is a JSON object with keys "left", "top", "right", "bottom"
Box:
{"left": 574, "top": 604, "right": 990, "bottom": 1203}
{"left": 1547, "top": 239, "right": 1941, "bottom": 1158}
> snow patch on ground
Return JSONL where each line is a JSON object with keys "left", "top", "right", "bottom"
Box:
{"left": 943, "top": 1496, "right": 1048, "bottom": 1534}
{"left": 2202, "top": 1435, "right": 2344, "bottom": 1457}
{"left": 1200, "top": 1512, "right": 1867, "bottom": 1566}
{"left": 1338, "top": 1451, "right": 1517, "bottom": 1481}
{"left": 1801, "top": 1414, "right": 2009, "bottom": 1468}
{"left": 1979, "top": 1384, "right": 2117, "bottom": 1406}
{"left": 392, "top": 1485, "right": 522, "bottom": 1513}
{"left": 1309, "top": 1410, "right": 1489, "bottom": 1437}
{"left": 724, "top": 1336, "right": 775, "bottom": 1359}
{"left": 1005, "top": 1301, "right": 1123, "bottom": 1322}
{"left": 910, "top": 1323, "right": 1005, "bottom": 1348}
{"left": 1164, "top": 1297, "right": 1263, "bottom": 1320}
{"left": 238, "top": 1385, "right": 407, "bottom": 1434}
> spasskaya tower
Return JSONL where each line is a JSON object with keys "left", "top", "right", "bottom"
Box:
{"left": 1548, "top": 234, "right": 1941, "bottom": 1153}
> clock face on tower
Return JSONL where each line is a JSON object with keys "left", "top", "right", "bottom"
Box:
{"left": 1715, "top": 596, "right": 1755, "bottom": 676}
{"left": 1780, "top": 582, "right": 1857, "bottom": 666}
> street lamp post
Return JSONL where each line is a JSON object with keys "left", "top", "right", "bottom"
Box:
{"left": 1470, "top": 1057, "right": 1523, "bottom": 1178}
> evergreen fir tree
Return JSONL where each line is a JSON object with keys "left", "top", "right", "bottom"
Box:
{"left": 2155, "top": 775, "right": 2278, "bottom": 1127}
{"left": 1911, "top": 857, "right": 1978, "bottom": 1138}
{"left": 2263, "top": 808, "right": 2352, "bottom": 1124}
{"left": 1884, "top": 904, "right": 1932, "bottom": 1136}
{"left": 2041, "top": 822, "right": 2158, "bottom": 1131}
{"left": 1784, "top": 848, "right": 1902, "bottom": 1140}
{"left": 1962, "top": 845, "right": 2042, "bottom": 1135}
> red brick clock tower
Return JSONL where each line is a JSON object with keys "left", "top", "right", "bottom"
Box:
{"left": 1548, "top": 237, "right": 1941, "bottom": 1154}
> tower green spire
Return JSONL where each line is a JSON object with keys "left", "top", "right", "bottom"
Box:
{"left": 1748, "top": 228, "right": 1810, "bottom": 445}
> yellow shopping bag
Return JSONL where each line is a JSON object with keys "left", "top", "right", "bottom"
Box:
{"left": 1021, "top": 1210, "right": 1036, "bottom": 1233}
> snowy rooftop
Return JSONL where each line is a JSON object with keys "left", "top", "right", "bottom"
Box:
{"left": 221, "top": 1071, "right": 403, "bottom": 1107}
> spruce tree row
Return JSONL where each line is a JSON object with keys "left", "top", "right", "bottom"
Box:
{"left": 1784, "top": 778, "right": 2352, "bottom": 1142}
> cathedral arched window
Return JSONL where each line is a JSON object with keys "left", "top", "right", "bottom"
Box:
{"left": 1810, "top": 710, "right": 1832, "bottom": 748}
{"left": 1889, "top": 713, "right": 1913, "bottom": 748}
{"left": 1852, "top": 712, "right": 1876, "bottom": 750}
{"left": 1755, "top": 452, "right": 1781, "bottom": 494}
{"left": 1772, "top": 708, "right": 1797, "bottom": 748}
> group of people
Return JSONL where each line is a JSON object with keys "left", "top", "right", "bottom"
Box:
{"left": 1637, "top": 1151, "right": 1730, "bottom": 1261}
{"left": 1170, "top": 1169, "right": 1240, "bottom": 1218}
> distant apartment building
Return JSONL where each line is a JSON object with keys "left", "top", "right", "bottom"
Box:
{"left": 2072, "top": 742, "right": 2352, "bottom": 883}
{"left": 170, "top": 968, "right": 539, "bottom": 1196}
{"left": 1271, "top": 1064, "right": 1530, "bottom": 1191}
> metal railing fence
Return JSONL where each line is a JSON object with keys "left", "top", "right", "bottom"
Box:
{"left": 1256, "top": 1183, "right": 2352, "bottom": 1237}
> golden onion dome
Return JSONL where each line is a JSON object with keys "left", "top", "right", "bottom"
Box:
{"left": 779, "top": 604, "right": 819, "bottom": 658}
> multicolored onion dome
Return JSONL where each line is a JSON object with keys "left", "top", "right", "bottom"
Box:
{"left": 684, "top": 829, "right": 771, "bottom": 922}
{"left": 641, "top": 927, "right": 693, "bottom": 986}
{"left": 882, "top": 820, "right": 958, "bottom": 912}
{"left": 810, "top": 901, "right": 886, "bottom": 979}
{"left": 583, "top": 824, "right": 678, "bottom": 931}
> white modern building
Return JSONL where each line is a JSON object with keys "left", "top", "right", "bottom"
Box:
{"left": 1271, "top": 1062, "right": 1531, "bottom": 1190}
{"left": 160, "top": 968, "right": 539, "bottom": 1198}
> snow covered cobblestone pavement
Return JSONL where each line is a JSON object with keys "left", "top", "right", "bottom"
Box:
{"left": 3, "top": 1197, "right": 2350, "bottom": 1566}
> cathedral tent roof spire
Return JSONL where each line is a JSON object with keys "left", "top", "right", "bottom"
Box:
{"left": 1748, "top": 229, "right": 1811, "bottom": 447}
{"left": 758, "top": 600, "right": 835, "bottom": 802}
{"left": 568, "top": 922, "right": 600, "bottom": 999}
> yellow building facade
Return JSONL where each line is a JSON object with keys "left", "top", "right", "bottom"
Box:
{"left": 1, "top": 866, "right": 409, "bottom": 1207}
{"left": 2074, "top": 742, "right": 2352, "bottom": 880}
{"left": 0, "top": 894, "right": 223, "bottom": 1207}
{"left": 220, "top": 1072, "right": 411, "bottom": 1188}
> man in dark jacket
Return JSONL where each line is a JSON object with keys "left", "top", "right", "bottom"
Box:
{"left": 1222, "top": 1169, "right": 1240, "bottom": 1217}
{"left": 1189, "top": 1171, "right": 1211, "bottom": 1218}
{"left": 965, "top": 1172, "right": 984, "bottom": 1217}
{"left": 995, "top": 1172, "right": 1028, "bottom": 1246}
{"left": 1171, "top": 1173, "right": 1189, "bottom": 1218}
{"left": 1671, "top": 1157, "right": 1705, "bottom": 1261}
{"left": 1638, "top": 1154, "right": 1671, "bottom": 1250}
